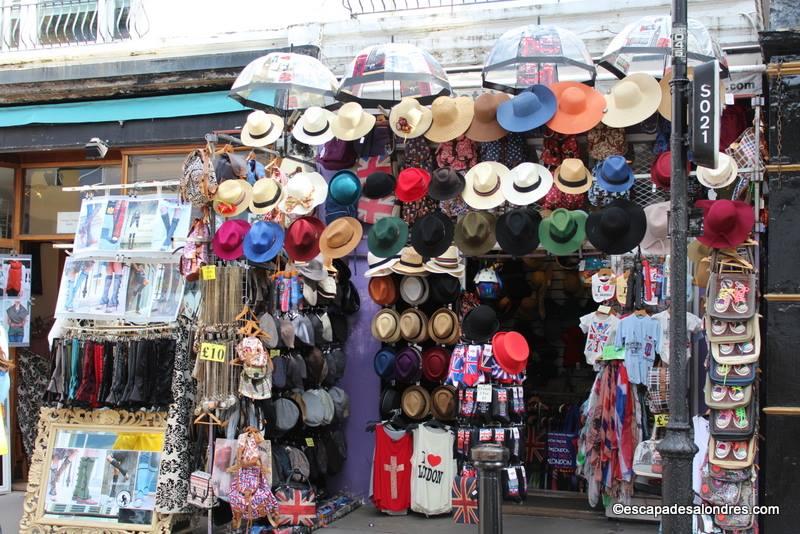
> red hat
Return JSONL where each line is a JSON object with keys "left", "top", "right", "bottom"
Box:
{"left": 395, "top": 167, "right": 431, "bottom": 202}
{"left": 492, "top": 331, "right": 529, "bottom": 375}
{"left": 696, "top": 200, "right": 754, "bottom": 249}
{"left": 421, "top": 346, "right": 451, "bottom": 382}
{"left": 650, "top": 151, "right": 691, "bottom": 190}
{"left": 212, "top": 219, "right": 251, "bottom": 260}
{"left": 285, "top": 216, "right": 326, "bottom": 261}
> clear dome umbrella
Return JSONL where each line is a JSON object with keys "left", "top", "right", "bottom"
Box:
{"left": 482, "top": 24, "right": 596, "bottom": 93}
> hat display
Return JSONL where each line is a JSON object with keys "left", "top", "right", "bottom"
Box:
{"left": 395, "top": 347, "right": 422, "bottom": 383}
{"left": 399, "top": 275, "right": 430, "bottom": 306}
{"left": 696, "top": 153, "right": 738, "bottom": 189}
{"left": 395, "top": 167, "right": 431, "bottom": 203}
{"left": 331, "top": 102, "right": 376, "bottom": 141}
{"left": 462, "top": 304, "right": 499, "bottom": 342}
{"left": 401, "top": 384, "right": 431, "bottom": 420}
{"left": 425, "top": 95, "right": 475, "bottom": 143}
{"left": 368, "top": 217, "right": 409, "bottom": 259}
{"left": 497, "top": 86, "right": 557, "bottom": 132}
{"left": 428, "top": 308, "right": 460, "bottom": 345}
{"left": 365, "top": 251, "right": 401, "bottom": 278}
{"left": 546, "top": 82, "right": 606, "bottom": 135}
{"left": 389, "top": 97, "right": 433, "bottom": 139}
{"left": 241, "top": 110, "right": 284, "bottom": 147}
{"left": 380, "top": 387, "right": 402, "bottom": 419}
{"left": 328, "top": 170, "right": 362, "bottom": 206}
{"left": 428, "top": 274, "right": 461, "bottom": 305}
{"left": 425, "top": 246, "right": 464, "bottom": 276}
{"left": 696, "top": 200, "right": 754, "bottom": 249}
{"left": 212, "top": 219, "right": 251, "bottom": 260}
{"left": 602, "top": 73, "right": 661, "bottom": 128}
{"left": 284, "top": 216, "right": 326, "bottom": 262}
{"left": 595, "top": 155, "right": 635, "bottom": 193}
{"left": 463, "top": 162, "right": 509, "bottom": 210}
{"left": 492, "top": 331, "right": 529, "bottom": 375}
{"left": 421, "top": 347, "right": 450, "bottom": 382}
{"left": 400, "top": 308, "right": 429, "bottom": 343}
{"left": 297, "top": 255, "right": 327, "bottom": 281}
{"left": 368, "top": 275, "right": 398, "bottom": 306}
{"left": 250, "top": 178, "right": 284, "bottom": 214}
{"left": 392, "top": 247, "right": 428, "bottom": 275}
{"left": 279, "top": 318, "right": 295, "bottom": 349}
{"left": 292, "top": 106, "right": 336, "bottom": 146}
{"left": 257, "top": 312, "right": 279, "bottom": 349}
{"left": 553, "top": 158, "right": 593, "bottom": 194}
{"left": 319, "top": 216, "right": 363, "bottom": 259}
{"left": 279, "top": 172, "right": 329, "bottom": 215}
{"left": 496, "top": 208, "right": 542, "bottom": 257}
{"left": 650, "top": 151, "right": 672, "bottom": 189}
{"left": 371, "top": 308, "right": 402, "bottom": 343}
{"left": 431, "top": 385, "right": 458, "bottom": 421}
{"left": 428, "top": 167, "right": 465, "bottom": 201}
{"left": 641, "top": 201, "right": 670, "bottom": 255}
{"left": 363, "top": 172, "right": 396, "bottom": 199}
{"left": 586, "top": 199, "right": 647, "bottom": 255}
{"left": 373, "top": 347, "right": 396, "bottom": 379}
{"left": 243, "top": 221, "right": 285, "bottom": 263}
{"left": 213, "top": 179, "right": 253, "bottom": 217}
{"left": 502, "top": 162, "right": 553, "bottom": 206}
{"left": 466, "top": 93, "right": 510, "bottom": 142}
{"left": 410, "top": 212, "right": 455, "bottom": 259}
{"left": 454, "top": 211, "right": 497, "bottom": 256}
{"left": 539, "top": 208, "right": 588, "bottom": 255}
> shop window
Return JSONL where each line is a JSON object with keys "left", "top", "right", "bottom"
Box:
{"left": 0, "top": 168, "right": 13, "bottom": 239}
{"left": 126, "top": 154, "right": 185, "bottom": 191}
{"left": 23, "top": 165, "right": 121, "bottom": 235}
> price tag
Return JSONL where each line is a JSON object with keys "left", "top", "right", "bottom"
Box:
{"left": 201, "top": 265, "right": 216, "bottom": 280}
{"left": 269, "top": 349, "right": 281, "bottom": 358}
{"left": 476, "top": 384, "right": 492, "bottom": 403}
{"left": 654, "top": 413, "right": 670, "bottom": 427}
{"left": 305, "top": 437, "right": 315, "bottom": 447}
{"left": 199, "top": 342, "right": 226, "bottom": 363}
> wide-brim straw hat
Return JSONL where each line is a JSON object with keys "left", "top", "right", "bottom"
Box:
{"left": 389, "top": 97, "right": 433, "bottom": 139}
{"left": 241, "top": 110, "right": 284, "bottom": 147}
{"left": 462, "top": 161, "right": 509, "bottom": 209}
{"left": 213, "top": 179, "right": 253, "bottom": 217}
{"left": 696, "top": 153, "right": 739, "bottom": 189}
{"left": 425, "top": 96, "right": 475, "bottom": 143}
{"left": 502, "top": 162, "right": 553, "bottom": 205}
{"left": 279, "top": 172, "right": 328, "bottom": 215}
{"left": 331, "top": 102, "right": 376, "bottom": 141}
{"left": 466, "top": 93, "right": 510, "bottom": 142}
{"left": 250, "top": 178, "right": 284, "bottom": 214}
{"left": 602, "top": 73, "right": 662, "bottom": 128}
{"left": 292, "top": 106, "right": 336, "bottom": 146}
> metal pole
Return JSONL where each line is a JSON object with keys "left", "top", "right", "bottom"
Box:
{"left": 657, "top": 0, "right": 698, "bottom": 532}
{"left": 471, "top": 444, "right": 509, "bottom": 534}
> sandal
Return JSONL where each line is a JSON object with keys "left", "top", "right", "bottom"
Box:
{"left": 715, "top": 440, "right": 731, "bottom": 459}
{"left": 716, "top": 410, "right": 733, "bottom": 428}
{"left": 734, "top": 408, "right": 749, "bottom": 429}
{"left": 733, "top": 441, "right": 748, "bottom": 461}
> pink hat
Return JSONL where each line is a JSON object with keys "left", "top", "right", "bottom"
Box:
{"left": 212, "top": 219, "right": 251, "bottom": 260}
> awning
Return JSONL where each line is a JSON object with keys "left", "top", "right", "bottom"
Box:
{"left": 0, "top": 91, "right": 249, "bottom": 128}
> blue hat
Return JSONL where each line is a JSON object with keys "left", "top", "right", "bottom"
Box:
{"left": 496, "top": 86, "right": 557, "bottom": 133}
{"left": 243, "top": 221, "right": 284, "bottom": 263}
{"left": 324, "top": 195, "right": 358, "bottom": 224}
{"left": 594, "top": 155, "right": 635, "bottom": 193}
{"left": 329, "top": 170, "right": 362, "bottom": 206}
{"left": 373, "top": 347, "right": 396, "bottom": 379}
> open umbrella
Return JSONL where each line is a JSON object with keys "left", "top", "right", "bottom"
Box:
{"left": 482, "top": 24, "right": 595, "bottom": 93}
{"left": 230, "top": 52, "right": 339, "bottom": 111}
{"left": 337, "top": 43, "right": 451, "bottom": 107}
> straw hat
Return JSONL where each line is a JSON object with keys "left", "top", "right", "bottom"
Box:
{"left": 331, "top": 102, "right": 376, "bottom": 141}
{"left": 279, "top": 172, "right": 328, "bottom": 215}
{"left": 292, "top": 106, "right": 336, "bottom": 146}
{"left": 428, "top": 307, "right": 460, "bottom": 345}
{"left": 696, "top": 153, "right": 738, "bottom": 189}
{"left": 425, "top": 246, "right": 464, "bottom": 277}
{"left": 319, "top": 217, "right": 362, "bottom": 259}
{"left": 400, "top": 308, "right": 429, "bottom": 343}
{"left": 392, "top": 247, "right": 427, "bottom": 275}
{"left": 462, "top": 161, "right": 509, "bottom": 209}
{"left": 431, "top": 385, "right": 457, "bottom": 420}
{"left": 249, "top": 178, "right": 283, "bottom": 214}
{"left": 466, "top": 92, "right": 510, "bottom": 142}
{"left": 389, "top": 97, "right": 433, "bottom": 139}
{"left": 547, "top": 82, "right": 605, "bottom": 135}
{"left": 602, "top": 73, "right": 662, "bottom": 128}
{"left": 399, "top": 275, "right": 429, "bottom": 306}
{"left": 658, "top": 67, "right": 725, "bottom": 121}
{"left": 371, "top": 308, "right": 402, "bottom": 343}
{"left": 213, "top": 179, "right": 253, "bottom": 217}
{"left": 553, "top": 158, "right": 593, "bottom": 194}
{"left": 401, "top": 385, "right": 431, "bottom": 420}
{"left": 425, "top": 96, "right": 475, "bottom": 143}
{"left": 502, "top": 162, "right": 553, "bottom": 205}
{"left": 365, "top": 251, "right": 401, "bottom": 278}
{"left": 241, "top": 110, "right": 283, "bottom": 147}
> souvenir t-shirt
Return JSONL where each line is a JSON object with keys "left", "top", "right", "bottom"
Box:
{"left": 591, "top": 273, "right": 616, "bottom": 303}
{"left": 651, "top": 310, "right": 703, "bottom": 364}
{"left": 579, "top": 312, "right": 620, "bottom": 365}
{"left": 411, "top": 425, "right": 456, "bottom": 516}
{"left": 372, "top": 424, "right": 413, "bottom": 513}
{"left": 614, "top": 315, "right": 661, "bottom": 385}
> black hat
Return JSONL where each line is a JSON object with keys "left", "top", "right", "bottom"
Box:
{"left": 380, "top": 387, "right": 402, "bottom": 419}
{"left": 585, "top": 198, "right": 647, "bottom": 255}
{"left": 496, "top": 208, "right": 542, "bottom": 257}
{"left": 461, "top": 304, "right": 500, "bottom": 342}
{"left": 410, "top": 211, "right": 455, "bottom": 259}
{"left": 329, "top": 312, "right": 349, "bottom": 343}
{"left": 429, "top": 274, "right": 461, "bottom": 304}
{"left": 363, "top": 172, "right": 396, "bottom": 199}
{"left": 428, "top": 167, "right": 465, "bottom": 201}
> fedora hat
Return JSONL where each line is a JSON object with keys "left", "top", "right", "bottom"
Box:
{"left": 213, "top": 179, "right": 253, "bottom": 217}
{"left": 428, "top": 307, "right": 460, "bottom": 345}
{"left": 595, "top": 155, "right": 635, "bottom": 193}
{"left": 395, "top": 167, "right": 431, "bottom": 203}
{"left": 602, "top": 73, "right": 662, "bottom": 128}
{"left": 428, "top": 274, "right": 461, "bottom": 305}
{"left": 390, "top": 97, "right": 433, "bottom": 139}
{"left": 502, "top": 162, "right": 553, "bottom": 206}
{"left": 243, "top": 221, "right": 285, "bottom": 263}
{"left": 400, "top": 308, "right": 429, "bottom": 343}
{"left": 212, "top": 219, "right": 250, "bottom": 260}
{"left": 241, "top": 110, "right": 283, "bottom": 147}
{"left": 553, "top": 158, "right": 593, "bottom": 194}
{"left": 425, "top": 246, "right": 464, "bottom": 277}
{"left": 395, "top": 347, "right": 422, "bottom": 383}
{"left": 425, "top": 95, "right": 475, "bottom": 143}
{"left": 428, "top": 167, "right": 465, "bottom": 201}
{"left": 303, "top": 282, "right": 318, "bottom": 306}
{"left": 280, "top": 172, "right": 328, "bottom": 215}
{"left": 497, "top": 86, "right": 557, "bottom": 133}
{"left": 658, "top": 67, "right": 725, "bottom": 121}
{"left": 368, "top": 216, "right": 409, "bottom": 259}
{"left": 319, "top": 216, "right": 362, "bottom": 259}
{"left": 380, "top": 387, "right": 402, "bottom": 419}
{"left": 365, "top": 251, "right": 401, "bottom": 278}
{"left": 431, "top": 385, "right": 457, "bottom": 420}
{"left": 696, "top": 200, "right": 754, "bottom": 249}
{"left": 410, "top": 212, "right": 454, "bottom": 259}
{"left": 368, "top": 275, "right": 398, "bottom": 306}
{"left": 650, "top": 151, "right": 671, "bottom": 189}
{"left": 328, "top": 170, "right": 362, "bottom": 206}
{"left": 586, "top": 198, "right": 647, "bottom": 255}
{"left": 371, "top": 308, "right": 402, "bottom": 343}
{"left": 296, "top": 255, "right": 327, "bottom": 281}
{"left": 373, "top": 347, "right": 396, "bottom": 379}
{"left": 454, "top": 211, "right": 497, "bottom": 256}
{"left": 421, "top": 346, "right": 450, "bottom": 382}
{"left": 363, "top": 172, "right": 396, "bottom": 199}
{"left": 538, "top": 208, "right": 587, "bottom": 255}
{"left": 399, "top": 275, "right": 429, "bottom": 306}
{"left": 331, "top": 102, "right": 376, "bottom": 141}
{"left": 401, "top": 384, "right": 431, "bottom": 420}
{"left": 284, "top": 216, "right": 326, "bottom": 262}
{"left": 696, "top": 153, "right": 738, "bottom": 189}
{"left": 641, "top": 201, "right": 670, "bottom": 255}
{"left": 462, "top": 304, "right": 499, "bottom": 342}
{"left": 496, "top": 208, "right": 542, "bottom": 257}
{"left": 250, "top": 178, "right": 284, "bottom": 214}
{"left": 463, "top": 161, "right": 509, "bottom": 209}
{"left": 492, "top": 331, "right": 529, "bottom": 375}
{"left": 392, "top": 247, "right": 427, "bottom": 275}
{"left": 292, "top": 106, "right": 336, "bottom": 146}
{"left": 466, "top": 93, "right": 510, "bottom": 142}
{"left": 546, "top": 82, "right": 606, "bottom": 135}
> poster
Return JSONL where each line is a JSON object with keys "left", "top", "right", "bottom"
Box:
{"left": 0, "top": 255, "right": 32, "bottom": 347}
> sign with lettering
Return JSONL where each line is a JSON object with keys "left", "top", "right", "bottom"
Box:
{"left": 199, "top": 342, "right": 226, "bottom": 363}
{"left": 691, "top": 60, "right": 720, "bottom": 169}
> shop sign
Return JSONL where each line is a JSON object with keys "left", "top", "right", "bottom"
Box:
{"left": 726, "top": 71, "right": 762, "bottom": 98}
{"left": 691, "top": 59, "right": 720, "bottom": 169}
{"left": 199, "top": 342, "right": 226, "bottom": 363}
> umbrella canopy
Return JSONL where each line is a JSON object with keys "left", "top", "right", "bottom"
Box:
{"left": 482, "top": 24, "right": 595, "bottom": 93}
{"left": 230, "top": 52, "right": 339, "bottom": 111}
{"left": 337, "top": 43, "right": 451, "bottom": 107}
{"left": 599, "top": 15, "right": 727, "bottom": 79}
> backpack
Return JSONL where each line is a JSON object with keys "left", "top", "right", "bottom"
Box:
{"left": 181, "top": 148, "right": 218, "bottom": 208}
{"left": 227, "top": 429, "right": 279, "bottom": 528}
{"left": 180, "top": 219, "right": 209, "bottom": 282}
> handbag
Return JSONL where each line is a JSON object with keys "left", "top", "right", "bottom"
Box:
{"left": 188, "top": 470, "right": 217, "bottom": 509}
{"left": 181, "top": 147, "right": 218, "bottom": 208}
{"left": 708, "top": 359, "right": 757, "bottom": 386}
{"left": 704, "top": 376, "right": 752, "bottom": 409}
{"left": 632, "top": 427, "right": 664, "bottom": 479}
{"left": 709, "top": 395, "right": 757, "bottom": 440}
{"left": 646, "top": 364, "right": 670, "bottom": 414}
{"left": 274, "top": 472, "right": 317, "bottom": 528}
{"left": 180, "top": 218, "right": 209, "bottom": 282}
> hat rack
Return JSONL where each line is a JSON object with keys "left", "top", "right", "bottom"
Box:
{"left": 207, "top": 132, "right": 315, "bottom": 167}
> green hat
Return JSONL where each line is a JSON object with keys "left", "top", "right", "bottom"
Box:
{"left": 538, "top": 208, "right": 587, "bottom": 255}
{"left": 454, "top": 211, "right": 496, "bottom": 257}
{"left": 368, "top": 216, "right": 409, "bottom": 258}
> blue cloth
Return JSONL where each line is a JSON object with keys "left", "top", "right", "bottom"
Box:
{"left": 0, "top": 371, "right": 9, "bottom": 405}
{"left": 614, "top": 315, "right": 661, "bottom": 385}
{"left": 246, "top": 160, "right": 266, "bottom": 185}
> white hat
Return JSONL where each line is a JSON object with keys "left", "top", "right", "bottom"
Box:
{"left": 389, "top": 97, "right": 433, "bottom": 139}
{"left": 696, "top": 153, "right": 738, "bottom": 189}
{"left": 364, "top": 251, "right": 400, "bottom": 278}
{"left": 249, "top": 178, "right": 284, "bottom": 214}
{"left": 601, "top": 73, "right": 662, "bottom": 128}
{"left": 424, "top": 246, "right": 464, "bottom": 277}
{"left": 399, "top": 276, "right": 429, "bottom": 306}
{"left": 292, "top": 106, "right": 336, "bottom": 146}
{"left": 331, "top": 102, "right": 376, "bottom": 141}
{"left": 502, "top": 162, "right": 553, "bottom": 206}
{"left": 303, "top": 283, "right": 318, "bottom": 306}
{"left": 279, "top": 172, "right": 328, "bottom": 215}
{"left": 241, "top": 110, "right": 284, "bottom": 147}
{"left": 640, "top": 201, "right": 670, "bottom": 255}
{"left": 462, "top": 161, "right": 509, "bottom": 210}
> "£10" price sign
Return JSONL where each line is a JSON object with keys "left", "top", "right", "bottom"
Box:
{"left": 199, "top": 342, "right": 226, "bottom": 363}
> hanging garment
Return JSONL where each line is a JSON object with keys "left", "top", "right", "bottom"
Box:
{"left": 615, "top": 314, "right": 662, "bottom": 385}
{"left": 410, "top": 425, "right": 455, "bottom": 515}
{"left": 17, "top": 348, "right": 50, "bottom": 458}
{"left": 579, "top": 311, "right": 620, "bottom": 366}
{"left": 5, "top": 260, "right": 22, "bottom": 297}
{"left": 372, "top": 424, "right": 413, "bottom": 513}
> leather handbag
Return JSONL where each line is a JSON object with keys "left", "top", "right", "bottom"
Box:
{"left": 273, "top": 472, "right": 317, "bottom": 528}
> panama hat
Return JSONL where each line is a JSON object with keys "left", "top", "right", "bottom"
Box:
{"left": 421, "top": 347, "right": 450, "bottom": 382}
{"left": 279, "top": 172, "right": 328, "bottom": 215}
{"left": 249, "top": 178, "right": 284, "bottom": 214}
{"left": 454, "top": 211, "right": 497, "bottom": 256}
{"left": 585, "top": 198, "right": 647, "bottom": 255}
{"left": 640, "top": 201, "right": 670, "bottom": 255}
{"left": 602, "top": 73, "right": 662, "bottom": 128}
{"left": 371, "top": 308, "right": 402, "bottom": 343}
{"left": 497, "top": 86, "right": 557, "bottom": 132}
{"left": 401, "top": 385, "right": 431, "bottom": 420}
{"left": 395, "top": 167, "right": 431, "bottom": 203}
{"left": 368, "top": 275, "right": 398, "bottom": 306}
{"left": 390, "top": 97, "right": 433, "bottom": 139}
{"left": 319, "top": 216, "right": 362, "bottom": 259}
{"left": 553, "top": 158, "right": 593, "bottom": 195}
{"left": 212, "top": 219, "right": 250, "bottom": 260}
{"left": 243, "top": 221, "right": 285, "bottom": 263}
{"left": 328, "top": 170, "right": 362, "bottom": 206}
{"left": 595, "top": 155, "right": 636, "bottom": 193}
{"left": 284, "top": 216, "right": 325, "bottom": 262}
{"left": 696, "top": 153, "right": 738, "bottom": 189}
{"left": 462, "top": 161, "right": 509, "bottom": 209}
{"left": 400, "top": 308, "right": 429, "bottom": 343}
{"left": 466, "top": 93, "right": 510, "bottom": 142}
{"left": 241, "top": 110, "right": 284, "bottom": 147}
{"left": 213, "top": 179, "right": 253, "bottom": 217}
{"left": 431, "top": 385, "right": 458, "bottom": 420}
{"left": 425, "top": 95, "right": 475, "bottom": 143}
{"left": 428, "top": 167, "right": 465, "bottom": 201}
{"left": 395, "top": 347, "right": 422, "bottom": 383}
{"left": 428, "top": 307, "right": 460, "bottom": 345}
{"left": 292, "top": 106, "right": 336, "bottom": 146}
{"left": 696, "top": 199, "right": 754, "bottom": 249}
{"left": 546, "top": 82, "right": 606, "bottom": 135}
{"left": 373, "top": 347, "right": 397, "bottom": 379}
{"left": 538, "top": 208, "right": 588, "bottom": 255}
{"left": 502, "top": 162, "right": 553, "bottom": 205}
{"left": 332, "top": 102, "right": 376, "bottom": 141}
{"left": 365, "top": 251, "right": 401, "bottom": 278}
{"left": 496, "top": 208, "right": 541, "bottom": 257}
{"left": 425, "top": 246, "right": 464, "bottom": 276}
{"left": 399, "top": 275, "right": 429, "bottom": 306}
{"left": 410, "top": 212, "right": 454, "bottom": 259}
{"left": 368, "top": 216, "right": 409, "bottom": 259}
{"left": 392, "top": 247, "right": 428, "bottom": 275}
{"left": 363, "top": 172, "right": 396, "bottom": 199}
{"left": 492, "top": 331, "right": 529, "bottom": 375}
{"left": 462, "top": 304, "right": 499, "bottom": 342}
